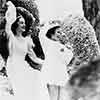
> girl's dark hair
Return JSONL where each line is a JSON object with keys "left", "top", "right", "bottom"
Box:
{"left": 46, "top": 26, "right": 60, "bottom": 39}
{"left": 11, "top": 16, "right": 22, "bottom": 36}
{"left": 11, "top": 16, "right": 30, "bottom": 36}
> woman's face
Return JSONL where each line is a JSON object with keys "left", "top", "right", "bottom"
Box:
{"left": 51, "top": 28, "right": 60, "bottom": 41}
{"left": 17, "top": 17, "right": 26, "bottom": 33}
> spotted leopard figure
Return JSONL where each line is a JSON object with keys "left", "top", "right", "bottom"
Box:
{"left": 55, "top": 14, "right": 100, "bottom": 74}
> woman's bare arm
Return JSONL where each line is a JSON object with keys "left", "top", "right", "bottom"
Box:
{"left": 5, "top": 1, "right": 16, "bottom": 38}
{"left": 27, "top": 36, "right": 44, "bottom": 65}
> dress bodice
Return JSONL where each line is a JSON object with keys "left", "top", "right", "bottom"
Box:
{"left": 9, "top": 36, "right": 28, "bottom": 61}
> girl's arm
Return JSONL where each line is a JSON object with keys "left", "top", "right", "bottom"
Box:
{"left": 5, "top": 1, "right": 16, "bottom": 38}
{"left": 27, "top": 36, "right": 44, "bottom": 65}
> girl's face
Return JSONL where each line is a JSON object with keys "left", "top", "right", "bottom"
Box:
{"left": 17, "top": 17, "right": 26, "bottom": 33}
{"left": 51, "top": 28, "right": 60, "bottom": 41}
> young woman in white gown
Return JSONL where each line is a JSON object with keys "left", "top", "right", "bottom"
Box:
{"left": 5, "top": 1, "right": 43, "bottom": 100}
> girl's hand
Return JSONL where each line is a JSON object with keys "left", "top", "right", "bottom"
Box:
{"left": 5, "top": 1, "right": 16, "bottom": 25}
{"left": 36, "top": 58, "right": 44, "bottom": 71}
{"left": 37, "top": 58, "right": 44, "bottom": 65}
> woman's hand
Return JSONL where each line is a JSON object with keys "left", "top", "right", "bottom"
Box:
{"left": 37, "top": 59, "right": 44, "bottom": 71}
{"left": 5, "top": 1, "right": 16, "bottom": 25}
{"left": 37, "top": 58, "right": 44, "bottom": 65}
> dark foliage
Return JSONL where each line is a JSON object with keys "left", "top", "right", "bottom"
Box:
{"left": 82, "top": 0, "right": 99, "bottom": 25}
{"left": 0, "top": 30, "right": 9, "bottom": 61}
{"left": 7, "top": 0, "right": 40, "bottom": 26}
{"left": 69, "top": 56, "right": 100, "bottom": 87}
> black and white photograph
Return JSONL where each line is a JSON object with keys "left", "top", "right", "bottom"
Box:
{"left": 0, "top": 0, "right": 100, "bottom": 100}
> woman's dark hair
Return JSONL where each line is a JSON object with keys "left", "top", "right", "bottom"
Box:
{"left": 11, "top": 16, "right": 22, "bottom": 36}
{"left": 11, "top": 16, "right": 30, "bottom": 36}
{"left": 16, "top": 7, "right": 35, "bottom": 37}
{"left": 46, "top": 26, "right": 60, "bottom": 39}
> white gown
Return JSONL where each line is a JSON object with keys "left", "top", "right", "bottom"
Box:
{"left": 39, "top": 27, "right": 73, "bottom": 100}
{"left": 41, "top": 38, "right": 73, "bottom": 85}
{"left": 6, "top": 36, "right": 40, "bottom": 100}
